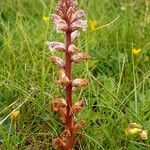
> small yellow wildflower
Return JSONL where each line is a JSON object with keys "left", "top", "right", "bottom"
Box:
{"left": 10, "top": 111, "right": 20, "bottom": 120}
{"left": 43, "top": 16, "right": 49, "bottom": 22}
{"left": 89, "top": 20, "right": 97, "bottom": 30}
{"left": 125, "top": 128, "right": 142, "bottom": 135}
{"left": 132, "top": 48, "right": 141, "bottom": 56}
{"left": 128, "top": 122, "right": 142, "bottom": 129}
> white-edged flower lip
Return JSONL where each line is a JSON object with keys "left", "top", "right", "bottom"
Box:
{"left": 46, "top": 41, "right": 66, "bottom": 52}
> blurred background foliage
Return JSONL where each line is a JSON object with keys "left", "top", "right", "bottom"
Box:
{"left": 0, "top": 0, "right": 150, "bottom": 149}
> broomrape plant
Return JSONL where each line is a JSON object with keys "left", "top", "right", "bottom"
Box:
{"left": 46, "top": 0, "right": 90, "bottom": 149}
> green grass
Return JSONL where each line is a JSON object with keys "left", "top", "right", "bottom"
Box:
{"left": 0, "top": 0, "right": 150, "bottom": 149}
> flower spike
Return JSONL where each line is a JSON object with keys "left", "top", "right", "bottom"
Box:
{"left": 47, "top": 0, "right": 89, "bottom": 149}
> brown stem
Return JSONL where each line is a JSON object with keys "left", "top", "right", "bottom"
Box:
{"left": 65, "top": 31, "right": 73, "bottom": 150}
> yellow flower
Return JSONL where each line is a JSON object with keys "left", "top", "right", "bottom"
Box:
{"left": 89, "top": 20, "right": 97, "bottom": 30}
{"left": 10, "top": 111, "right": 20, "bottom": 120}
{"left": 128, "top": 122, "right": 142, "bottom": 129}
{"left": 43, "top": 16, "right": 49, "bottom": 22}
{"left": 125, "top": 127, "right": 142, "bottom": 135}
{"left": 132, "top": 48, "right": 141, "bottom": 56}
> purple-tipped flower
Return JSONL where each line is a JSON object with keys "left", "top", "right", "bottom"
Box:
{"left": 51, "top": 14, "right": 68, "bottom": 33}
{"left": 71, "top": 20, "right": 87, "bottom": 31}
{"left": 71, "top": 30, "right": 80, "bottom": 42}
{"left": 51, "top": 0, "right": 87, "bottom": 33}
{"left": 71, "top": 10, "right": 86, "bottom": 22}
{"left": 46, "top": 42, "right": 66, "bottom": 52}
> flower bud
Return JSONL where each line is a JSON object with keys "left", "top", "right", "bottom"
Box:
{"left": 72, "top": 79, "right": 88, "bottom": 87}
{"left": 56, "top": 7, "right": 64, "bottom": 18}
{"left": 51, "top": 14, "right": 68, "bottom": 33}
{"left": 52, "top": 137, "right": 66, "bottom": 149}
{"left": 52, "top": 98, "right": 67, "bottom": 112}
{"left": 72, "top": 100, "right": 85, "bottom": 113}
{"left": 71, "top": 10, "right": 85, "bottom": 22}
{"left": 46, "top": 42, "right": 66, "bottom": 52}
{"left": 68, "top": 44, "right": 78, "bottom": 54}
{"left": 57, "top": 69, "right": 70, "bottom": 86}
{"left": 71, "top": 30, "right": 80, "bottom": 42}
{"left": 58, "top": 107, "right": 67, "bottom": 119}
{"left": 56, "top": 20, "right": 68, "bottom": 33}
{"left": 51, "top": 56, "right": 65, "bottom": 68}
{"left": 66, "top": 7, "right": 74, "bottom": 20}
{"left": 139, "top": 130, "right": 148, "bottom": 140}
{"left": 71, "top": 20, "right": 87, "bottom": 31}
{"left": 61, "top": 129, "right": 71, "bottom": 138}
{"left": 10, "top": 111, "right": 20, "bottom": 120}
{"left": 51, "top": 14, "right": 61, "bottom": 24}
{"left": 72, "top": 52, "right": 90, "bottom": 63}
{"left": 73, "top": 120, "right": 86, "bottom": 132}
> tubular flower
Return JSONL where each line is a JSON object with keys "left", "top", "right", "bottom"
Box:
{"left": 46, "top": 42, "right": 66, "bottom": 52}
{"left": 51, "top": 56, "right": 65, "bottom": 68}
{"left": 72, "top": 79, "right": 88, "bottom": 87}
{"left": 72, "top": 52, "right": 91, "bottom": 63}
